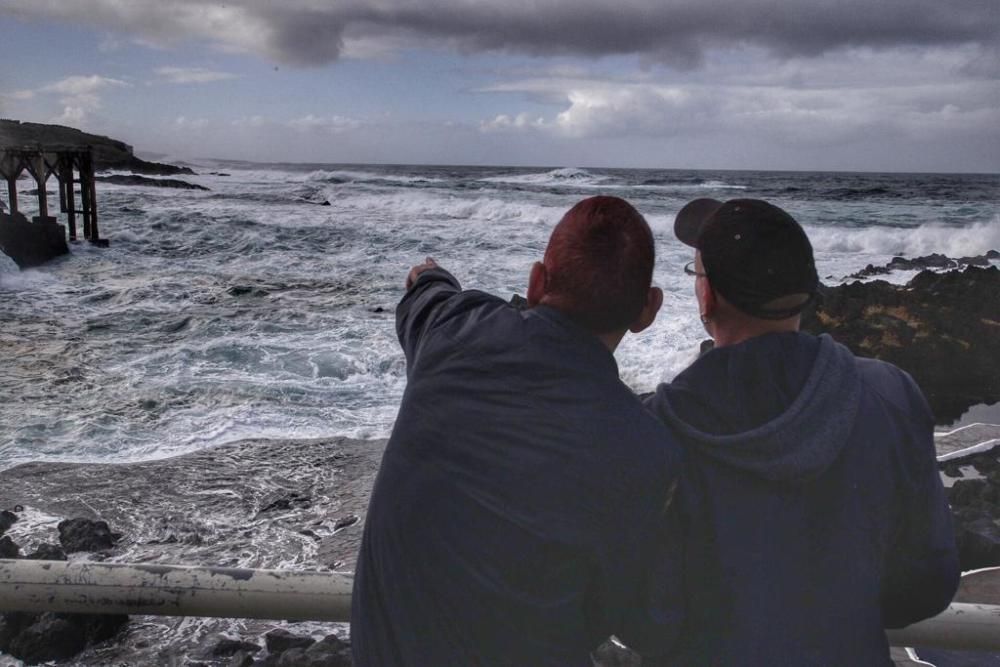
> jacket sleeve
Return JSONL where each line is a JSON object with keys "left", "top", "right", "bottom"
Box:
{"left": 395, "top": 267, "right": 461, "bottom": 365}
{"left": 881, "top": 374, "right": 961, "bottom": 629}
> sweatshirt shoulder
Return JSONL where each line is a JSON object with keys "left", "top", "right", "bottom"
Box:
{"left": 855, "top": 357, "right": 934, "bottom": 426}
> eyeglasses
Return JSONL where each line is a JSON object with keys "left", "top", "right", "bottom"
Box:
{"left": 684, "top": 261, "right": 707, "bottom": 278}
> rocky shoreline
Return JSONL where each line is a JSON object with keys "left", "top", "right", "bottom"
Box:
{"left": 802, "top": 262, "right": 1000, "bottom": 423}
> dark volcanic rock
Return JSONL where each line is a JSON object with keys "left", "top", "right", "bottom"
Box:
{"left": 58, "top": 517, "right": 118, "bottom": 552}
{"left": 0, "top": 509, "right": 16, "bottom": 535}
{"left": 0, "top": 535, "right": 19, "bottom": 558}
{"left": 205, "top": 636, "right": 262, "bottom": 658}
{"left": 7, "top": 613, "right": 87, "bottom": 664}
{"left": 0, "top": 211, "right": 69, "bottom": 269}
{"left": 0, "top": 612, "right": 33, "bottom": 653}
{"left": 954, "top": 517, "right": 1000, "bottom": 571}
{"left": 265, "top": 628, "right": 316, "bottom": 653}
{"left": 228, "top": 651, "right": 256, "bottom": 667}
{"left": 25, "top": 543, "right": 67, "bottom": 560}
{"left": 848, "top": 251, "right": 998, "bottom": 279}
{"left": 95, "top": 174, "right": 209, "bottom": 190}
{"left": 802, "top": 266, "right": 1000, "bottom": 423}
{"left": 305, "top": 634, "right": 353, "bottom": 666}
{"left": 1, "top": 611, "right": 127, "bottom": 664}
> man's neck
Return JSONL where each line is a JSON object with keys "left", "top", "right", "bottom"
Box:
{"left": 712, "top": 318, "right": 800, "bottom": 348}
{"left": 596, "top": 330, "right": 625, "bottom": 353}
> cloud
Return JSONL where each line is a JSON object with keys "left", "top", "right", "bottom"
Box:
{"left": 3, "top": 0, "right": 997, "bottom": 67}
{"left": 4, "top": 74, "right": 130, "bottom": 126}
{"left": 40, "top": 74, "right": 128, "bottom": 97}
{"left": 53, "top": 106, "right": 88, "bottom": 126}
{"left": 475, "top": 44, "right": 1000, "bottom": 153}
{"left": 480, "top": 112, "right": 548, "bottom": 132}
{"left": 155, "top": 67, "right": 238, "bottom": 84}
{"left": 287, "top": 114, "right": 362, "bottom": 133}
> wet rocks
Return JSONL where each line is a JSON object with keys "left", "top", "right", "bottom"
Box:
{"left": 848, "top": 251, "right": 999, "bottom": 280}
{"left": 0, "top": 509, "right": 17, "bottom": 535}
{"left": 0, "top": 535, "right": 19, "bottom": 558}
{"left": 264, "top": 634, "right": 352, "bottom": 667}
{"left": 206, "top": 631, "right": 351, "bottom": 667}
{"left": 0, "top": 517, "right": 127, "bottom": 664}
{"left": 944, "top": 451, "right": 1000, "bottom": 570}
{"left": 266, "top": 628, "right": 316, "bottom": 653}
{"left": 202, "top": 635, "right": 263, "bottom": 659}
{"left": 25, "top": 542, "right": 67, "bottom": 560}
{"left": 802, "top": 266, "right": 1000, "bottom": 423}
{"left": 95, "top": 174, "right": 209, "bottom": 190}
{"left": 58, "top": 517, "right": 119, "bottom": 553}
{"left": 0, "top": 611, "right": 127, "bottom": 665}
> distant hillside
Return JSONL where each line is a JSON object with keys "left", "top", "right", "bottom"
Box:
{"left": 0, "top": 119, "right": 194, "bottom": 176}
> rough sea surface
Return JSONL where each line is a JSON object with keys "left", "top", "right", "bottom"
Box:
{"left": 2, "top": 164, "right": 998, "bottom": 470}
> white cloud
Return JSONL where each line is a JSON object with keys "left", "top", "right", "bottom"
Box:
{"left": 288, "top": 114, "right": 361, "bottom": 133}
{"left": 480, "top": 112, "right": 548, "bottom": 132}
{"left": 52, "top": 106, "right": 87, "bottom": 126}
{"left": 155, "top": 67, "right": 238, "bottom": 84}
{"left": 40, "top": 74, "right": 128, "bottom": 97}
{"left": 11, "top": 74, "right": 132, "bottom": 126}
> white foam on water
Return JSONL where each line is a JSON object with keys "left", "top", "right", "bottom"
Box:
{"left": 306, "top": 169, "right": 446, "bottom": 185}
{"left": 807, "top": 218, "right": 1000, "bottom": 259}
{"left": 478, "top": 167, "right": 612, "bottom": 187}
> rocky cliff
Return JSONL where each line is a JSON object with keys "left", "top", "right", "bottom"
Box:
{"left": 0, "top": 119, "right": 193, "bottom": 176}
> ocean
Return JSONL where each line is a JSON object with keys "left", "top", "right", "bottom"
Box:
{"left": 1, "top": 164, "right": 999, "bottom": 470}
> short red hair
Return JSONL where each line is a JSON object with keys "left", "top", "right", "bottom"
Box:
{"left": 542, "top": 196, "right": 655, "bottom": 333}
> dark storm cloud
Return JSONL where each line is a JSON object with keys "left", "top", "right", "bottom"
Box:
{"left": 5, "top": 0, "right": 999, "bottom": 66}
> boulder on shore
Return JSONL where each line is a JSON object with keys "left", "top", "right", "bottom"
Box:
{"left": 58, "top": 517, "right": 119, "bottom": 553}
{"left": 801, "top": 265, "right": 1000, "bottom": 424}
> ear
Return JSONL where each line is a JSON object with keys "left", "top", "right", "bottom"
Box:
{"left": 628, "top": 286, "right": 663, "bottom": 334}
{"left": 696, "top": 278, "right": 716, "bottom": 320}
{"left": 526, "top": 262, "right": 547, "bottom": 307}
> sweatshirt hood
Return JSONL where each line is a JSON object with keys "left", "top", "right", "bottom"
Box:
{"left": 654, "top": 333, "right": 861, "bottom": 483}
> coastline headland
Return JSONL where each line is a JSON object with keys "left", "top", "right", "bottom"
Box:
{"left": 0, "top": 120, "right": 193, "bottom": 176}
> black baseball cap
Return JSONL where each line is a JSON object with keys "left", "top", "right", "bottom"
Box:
{"left": 674, "top": 198, "right": 819, "bottom": 320}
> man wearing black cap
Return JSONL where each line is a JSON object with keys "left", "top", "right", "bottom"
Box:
{"left": 641, "top": 198, "right": 960, "bottom": 665}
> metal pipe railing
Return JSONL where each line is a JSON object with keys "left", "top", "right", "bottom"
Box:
{"left": 1, "top": 559, "right": 998, "bottom": 652}
{"left": 0, "top": 559, "right": 351, "bottom": 622}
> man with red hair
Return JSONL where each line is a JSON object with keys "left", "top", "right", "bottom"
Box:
{"left": 352, "top": 196, "right": 683, "bottom": 665}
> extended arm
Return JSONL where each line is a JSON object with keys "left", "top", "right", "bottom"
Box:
{"left": 396, "top": 258, "right": 462, "bottom": 365}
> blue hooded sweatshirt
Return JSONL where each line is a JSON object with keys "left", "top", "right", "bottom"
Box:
{"left": 643, "top": 332, "right": 960, "bottom": 666}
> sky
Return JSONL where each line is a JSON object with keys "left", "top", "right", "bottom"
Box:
{"left": 1, "top": 0, "right": 998, "bottom": 172}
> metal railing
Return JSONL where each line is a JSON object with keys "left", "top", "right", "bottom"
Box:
{"left": 1, "top": 559, "right": 998, "bottom": 652}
